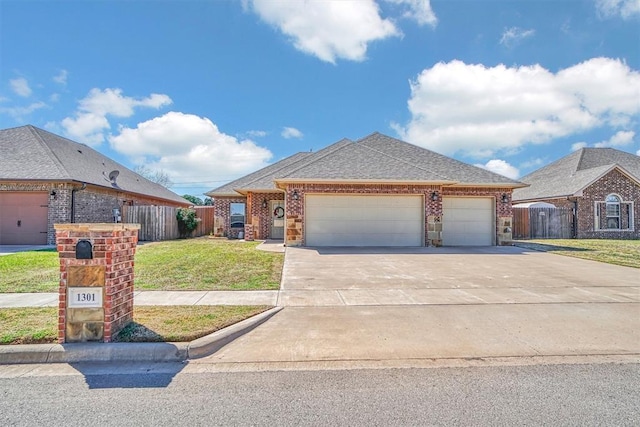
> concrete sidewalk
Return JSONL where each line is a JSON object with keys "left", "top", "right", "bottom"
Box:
{"left": 0, "top": 290, "right": 279, "bottom": 308}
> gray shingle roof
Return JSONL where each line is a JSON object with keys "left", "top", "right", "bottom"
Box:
{"left": 513, "top": 147, "right": 640, "bottom": 201}
{"left": 207, "top": 132, "right": 523, "bottom": 196}
{"left": 0, "top": 125, "right": 189, "bottom": 205}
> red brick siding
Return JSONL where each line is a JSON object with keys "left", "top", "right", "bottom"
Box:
{"left": 213, "top": 196, "right": 247, "bottom": 238}
{"left": 527, "top": 170, "right": 640, "bottom": 239}
{"left": 55, "top": 225, "right": 138, "bottom": 343}
{"left": 1, "top": 182, "right": 185, "bottom": 244}
{"left": 248, "top": 192, "right": 285, "bottom": 239}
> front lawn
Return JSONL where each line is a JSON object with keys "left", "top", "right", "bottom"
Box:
{"left": 514, "top": 239, "right": 640, "bottom": 269}
{"left": 0, "top": 305, "right": 270, "bottom": 345}
{"left": 0, "top": 238, "right": 283, "bottom": 293}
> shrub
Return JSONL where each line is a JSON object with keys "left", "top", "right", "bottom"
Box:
{"left": 176, "top": 207, "right": 201, "bottom": 238}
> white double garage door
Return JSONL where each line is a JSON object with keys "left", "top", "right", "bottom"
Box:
{"left": 305, "top": 194, "right": 494, "bottom": 247}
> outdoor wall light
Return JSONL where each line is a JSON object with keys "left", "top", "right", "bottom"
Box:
{"left": 292, "top": 190, "right": 300, "bottom": 200}
{"left": 50, "top": 190, "right": 57, "bottom": 200}
{"left": 501, "top": 193, "right": 510, "bottom": 204}
{"left": 262, "top": 198, "right": 268, "bottom": 209}
{"left": 431, "top": 192, "right": 438, "bottom": 201}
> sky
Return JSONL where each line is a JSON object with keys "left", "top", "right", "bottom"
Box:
{"left": 1, "top": 0, "right": 639, "bottom": 198}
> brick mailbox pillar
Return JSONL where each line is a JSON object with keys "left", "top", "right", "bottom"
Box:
{"left": 54, "top": 223, "right": 141, "bottom": 343}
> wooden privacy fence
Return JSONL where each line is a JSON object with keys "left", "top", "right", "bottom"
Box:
{"left": 513, "top": 207, "right": 574, "bottom": 239}
{"left": 123, "top": 205, "right": 215, "bottom": 241}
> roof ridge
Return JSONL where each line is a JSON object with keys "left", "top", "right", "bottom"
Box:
{"left": 27, "top": 125, "right": 72, "bottom": 180}
{"left": 356, "top": 140, "right": 452, "bottom": 181}
{"left": 277, "top": 138, "right": 354, "bottom": 179}
{"left": 574, "top": 147, "right": 588, "bottom": 173}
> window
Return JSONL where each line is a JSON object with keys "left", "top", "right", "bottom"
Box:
{"left": 595, "top": 194, "right": 634, "bottom": 231}
{"left": 230, "top": 203, "right": 245, "bottom": 228}
{"left": 605, "top": 194, "right": 620, "bottom": 229}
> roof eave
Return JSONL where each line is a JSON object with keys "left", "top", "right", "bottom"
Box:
{"left": 274, "top": 178, "right": 458, "bottom": 187}
{"left": 448, "top": 182, "right": 529, "bottom": 189}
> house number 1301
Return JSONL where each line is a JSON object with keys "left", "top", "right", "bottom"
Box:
{"left": 68, "top": 288, "right": 102, "bottom": 308}
{"left": 77, "top": 293, "right": 96, "bottom": 302}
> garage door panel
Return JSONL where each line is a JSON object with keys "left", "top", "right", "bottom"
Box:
{"left": 305, "top": 195, "right": 423, "bottom": 247}
{"left": 442, "top": 197, "right": 494, "bottom": 246}
{"left": 0, "top": 192, "right": 49, "bottom": 245}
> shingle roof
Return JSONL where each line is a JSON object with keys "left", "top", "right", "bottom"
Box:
{"left": 513, "top": 147, "right": 640, "bottom": 201}
{"left": 207, "top": 132, "right": 523, "bottom": 196}
{"left": 206, "top": 138, "right": 352, "bottom": 196}
{"left": 0, "top": 125, "right": 189, "bottom": 205}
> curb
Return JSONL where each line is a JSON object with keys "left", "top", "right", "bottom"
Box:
{"left": 0, "top": 306, "right": 283, "bottom": 365}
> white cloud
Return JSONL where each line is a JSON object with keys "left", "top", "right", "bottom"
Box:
{"left": 594, "top": 130, "right": 635, "bottom": 147}
{"left": 246, "top": 0, "right": 399, "bottom": 63}
{"left": 637, "top": 149, "right": 640, "bottom": 155}
{"left": 109, "top": 112, "right": 273, "bottom": 186}
{"left": 10, "top": 77, "right": 32, "bottom": 97}
{"left": 53, "top": 70, "right": 68, "bottom": 85}
{"left": 281, "top": 126, "right": 304, "bottom": 139}
{"left": 500, "top": 27, "right": 535, "bottom": 47}
{"left": 595, "top": 0, "right": 640, "bottom": 19}
{"left": 0, "top": 101, "right": 47, "bottom": 120}
{"left": 61, "top": 88, "right": 172, "bottom": 145}
{"left": 475, "top": 159, "right": 520, "bottom": 179}
{"left": 395, "top": 58, "right": 640, "bottom": 158}
{"left": 384, "top": 0, "right": 437, "bottom": 26}
{"left": 571, "top": 142, "right": 588, "bottom": 151}
{"left": 247, "top": 130, "right": 268, "bottom": 138}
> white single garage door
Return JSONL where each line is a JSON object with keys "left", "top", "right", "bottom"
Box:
{"left": 442, "top": 197, "right": 494, "bottom": 246}
{"left": 305, "top": 195, "right": 423, "bottom": 247}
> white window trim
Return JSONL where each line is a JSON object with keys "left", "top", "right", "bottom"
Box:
{"left": 594, "top": 196, "right": 635, "bottom": 232}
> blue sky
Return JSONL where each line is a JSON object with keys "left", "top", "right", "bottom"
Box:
{"left": 1, "top": 0, "right": 639, "bottom": 198}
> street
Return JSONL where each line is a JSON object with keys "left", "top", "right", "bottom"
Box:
{"left": 1, "top": 361, "right": 638, "bottom": 426}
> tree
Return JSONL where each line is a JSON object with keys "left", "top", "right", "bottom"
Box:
{"left": 133, "top": 165, "right": 173, "bottom": 188}
{"left": 203, "top": 197, "right": 213, "bottom": 206}
{"left": 182, "top": 194, "right": 204, "bottom": 206}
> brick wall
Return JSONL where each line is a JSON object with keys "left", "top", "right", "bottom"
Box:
{"left": 1, "top": 181, "right": 185, "bottom": 244}
{"left": 213, "top": 196, "right": 247, "bottom": 238}
{"left": 530, "top": 170, "right": 640, "bottom": 239}
{"left": 577, "top": 170, "right": 639, "bottom": 239}
{"left": 248, "top": 192, "right": 285, "bottom": 240}
{"left": 55, "top": 223, "right": 140, "bottom": 343}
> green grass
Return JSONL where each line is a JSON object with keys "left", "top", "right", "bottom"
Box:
{"left": 0, "top": 238, "right": 283, "bottom": 293}
{"left": 0, "top": 249, "right": 59, "bottom": 293}
{"left": 134, "top": 238, "right": 283, "bottom": 291}
{"left": 515, "top": 239, "right": 640, "bottom": 269}
{"left": 0, "top": 305, "right": 270, "bottom": 345}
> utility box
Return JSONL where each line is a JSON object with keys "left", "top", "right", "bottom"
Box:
{"left": 55, "top": 223, "right": 140, "bottom": 343}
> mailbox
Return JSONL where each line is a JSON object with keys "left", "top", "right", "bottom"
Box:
{"left": 76, "top": 240, "right": 93, "bottom": 259}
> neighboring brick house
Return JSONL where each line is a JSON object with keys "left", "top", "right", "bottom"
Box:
{"left": 0, "top": 125, "right": 190, "bottom": 245}
{"left": 513, "top": 147, "right": 640, "bottom": 239}
{"left": 206, "top": 132, "right": 525, "bottom": 247}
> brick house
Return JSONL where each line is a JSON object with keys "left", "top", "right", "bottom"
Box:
{"left": 206, "top": 133, "right": 525, "bottom": 247}
{"left": 513, "top": 147, "right": 640, "bottom": 239}
{"left": 0, "top": 125, "right": 190, "bottom": 245}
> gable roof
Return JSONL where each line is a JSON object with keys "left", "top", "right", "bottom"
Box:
{"left": 207, "top": 132, "right": 523, "bottom": 196}
{"left": 513, "top": 147, "right": 640, "bottom": 202}
{"left": 0, "top": 125, "right": 189, "bottom": 205}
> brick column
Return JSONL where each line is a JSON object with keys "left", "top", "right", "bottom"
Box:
{"left": 54, "top": 223, "right": 141, "bottom": 343}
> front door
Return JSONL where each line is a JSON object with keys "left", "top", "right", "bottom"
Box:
{"left": 270, "top": 200, "right": 285, "bottom": 239}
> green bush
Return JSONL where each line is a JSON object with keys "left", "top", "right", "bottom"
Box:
{"left": 176, "top": 207, "right": 200, "bottom": 238}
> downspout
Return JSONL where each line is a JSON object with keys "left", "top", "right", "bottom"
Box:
{"left": 70, "top": 182, "right": 86, "bottom": 223}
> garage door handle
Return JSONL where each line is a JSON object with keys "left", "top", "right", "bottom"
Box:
{"left": 17, "top": 220, "right": 21, "bottom": 227}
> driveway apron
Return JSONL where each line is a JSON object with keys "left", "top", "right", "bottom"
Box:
{"left": 194, "top": 246, "right": 640, "bottom": 367}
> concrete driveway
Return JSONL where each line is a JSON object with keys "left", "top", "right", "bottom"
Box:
{"left": 195, "top": 246, "right": 640, "bottom": 369}
{"left": 277, "top": 246, "right": 639, "bottom": 306}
